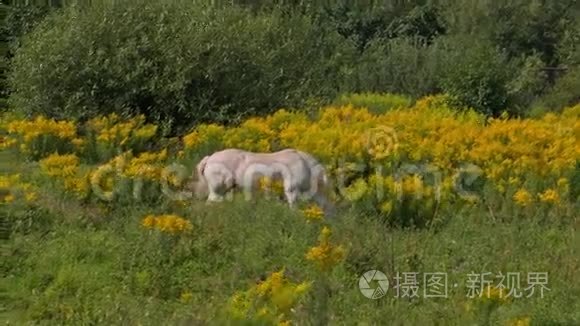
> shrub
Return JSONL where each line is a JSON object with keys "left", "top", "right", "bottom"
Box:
{"left": 440, "top": 39, "right": 513, "bottom": 116}
{"left": 8, "top": 1, "right": 352, "bottom": 131}
{"left": 1, "top": 4, "right": 53, "bottom": 54}
{"left": 533, "top": 66, "right": 580, "bottom": 113}
{"left": 0, "top": 3, "right": 56, "bottom": 106}
{"left": 333, "top": 92, "right": 412, "bottom": 114}
{"left": 345, "top": 37, "right": 448, "bottom": 97}
{"left": 505, "top": 54, "right": 549, "bottom": 115}
{"left": 385, "top": 4, "right": 447, "bottom": 44}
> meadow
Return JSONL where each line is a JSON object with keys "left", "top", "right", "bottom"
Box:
{"left": 1, "top": 94, "right": 579, "bottom": 325}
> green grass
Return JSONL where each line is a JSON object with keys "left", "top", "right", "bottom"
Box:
{"left": 1, "top": 150, "right": 579, "bottom": 325}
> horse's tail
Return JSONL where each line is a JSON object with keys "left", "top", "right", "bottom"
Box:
{"left": 189, "top": 155, "right": 210, "bottom": 199}
{"left": 196, "top": 155, "right": 210, "bottom": 181}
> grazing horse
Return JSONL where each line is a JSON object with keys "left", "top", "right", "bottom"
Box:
{"left": 193, "top": 148, "right": 334, "bottom": 214}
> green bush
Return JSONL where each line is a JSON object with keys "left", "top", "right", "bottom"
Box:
{"left": 333, "top": 92, "right": 412, "bottom": 114}
{"left": 440, "top": 39, "right": 513, "bottom": 116}
{"left": 505, "top": 54, "right": 549, "bottom": 115}
{"left": 345, "top": 37, "right": 448, "bottom": 98}
{"left": 0, "top": 3, "right": 54, "bottom": 106}
{"left": 1, "top": 4, "right": 53, "bottom": 54}
{"left": 533, "top": 66, "right": 580, "bottom": 113}
{"left": 8, "top": 1, "right": 353, "bottom": 132}
{"left": 316, "top": 2, "right": 446, "bottom": 52}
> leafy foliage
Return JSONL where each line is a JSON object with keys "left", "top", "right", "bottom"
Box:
{"left": 333, "top": 92, "right": 412, "bottom": 114}
{"left": 4, "top": 0, "right": 580, "bottom": 122}
{"left": 8, "top": 1, "right": 353, "bottom": 131}
{"left": 440, "top": 40, "right": 513, "bottom": 115}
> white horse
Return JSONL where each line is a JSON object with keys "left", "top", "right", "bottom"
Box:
{"left": 193, "top": 148, "right": 334, "bottom": 214}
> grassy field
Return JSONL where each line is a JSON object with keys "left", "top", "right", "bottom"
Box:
{"left": 1, "top": 98, "right": 579, "bottom": 325}
{"left": 1, "top": 149, "right": 579, "bottom": 325}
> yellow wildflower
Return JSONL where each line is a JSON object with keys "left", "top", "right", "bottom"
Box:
{"left": 6, "top": 115, "right": 77, "bottom": 141}
{"left": 71, "top": 138, "right": 85, "bottom": 148}
{"left": 506, "top": 316, "right": 531, "bottom": 326}
{"left": 183, "top": 124, "right": 225, "bottom": 149}
{"left": 25, "top": 191, "right": 38, "bottom": 202}
{"left": 142, "top": 215, "right": 156, "bottom": 229}
{"left": 294, "top": 281, "right": 311, "bottom": 296}
{"left": 305, "top": 226, "right": 345, "bottom": 272}
{"left": 229, "top": 269, "right": 309, "bottom": 324}
{"left": 0, "top": 136, "right": 17, "bottom": 150}
{"left": 539, "top": 189, "right": 560, "bottom": 204}
{"left": 301, "top": 204, "right": 324, "bottom": 222}
{"left": 343, "top": 178, "right": 368, "bottom": 202}
{"left": 123, "top": 149, "right": 168, "bottom": 181}
{"left": 513, "top": 188, "right": 533, "bottom": 207}
{"left": 134, "top": 124, "right": 157, "bottom": 139}
{"left": 379, "top": 200, "right": 393, "bottom": 214}
{"left": 63, "top": 175, "right": 91, "bottom": 199}
{"left": 557, "top": 178, "right": 569, "bottom": 193}
{"left": 40, "top": 153, "right": 80, "bottom": 178}
{"left": 480, "top": 285, "right": 510, "bottom": 303}
{"left": 258, "top": 176, "right": 285, "bottom": 196}
{"left": 141, "top": 214, "right": 192, "bottom": 234}
{"left": 179, "top": 291, "right": 193, "bottom": 303}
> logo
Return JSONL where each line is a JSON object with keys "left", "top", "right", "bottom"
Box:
{"left": 359, "top": 270, "right": 389, "bottom": 299}
{"left": 366, "top": 126, "right": 398, "bottom": 160}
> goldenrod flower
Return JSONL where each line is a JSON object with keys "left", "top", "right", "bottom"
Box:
{"left": 40, "top": 153, "right": 80, "bottom": 178}
{"left": 25, "top": 191, "right": 38, "bottom": 202}
{"left": 257, "top": 176, "right": 285, "bottom": 196}
{"left": 480, "top": 285, "right": 510, "bottom": 304}
{"left": 379, "top": 200, "right": 393, "bottom": 214}
{"left": 3, "top": 194, "right": 15, "bottom": 203}
{"left": 63, "top": 175, "right": 91, "bottom": 199}
{"left": 134, "top": 124, "right": 157, "bottom": 139}
{"left": 142, "top": 215, "right": 156, "bottom": 229}
{"left": 506, "top": 316, "right": 531, "bottom": 326}
{"left": 123, "top": 149, "right": 168, "bottom": 181}
{"left": 343, "top": 178, "right": 368, "bottom": 202}
{"left": 179, "top": 291, "right": 193, "bottom": 303}
{"left": 0, "top": 136, "right": 17, "bottom": 150}
{"left": 228, "top": 269, "right": 309, "bottom": 324}
{"left": 513, "top": 188, "right": 533, "bottom": 207}
{"left": 557, "top": 177, "right": 569, "bottom": 194}
{"left": 6, "top": 115, "right": 76, "bottom": 141}
{"left": 305, "top": 226, "right": 345, "bottom": 272}
{"left": 71, "top": 138, "right": 85, "bottom": 148}
{"left": 141, "top": 214, "right": 192, "bottom": 234}
{"left": 183, "top": 124, "right": 225, "bottom": 149}
{"left": 539, "top": 189, "right": 560, "bottom": 204}
{"left": 0, "top": 174, "right": 39, "bottom": 204}
{"left": 301, "top": 204, "right": 324, "bottom": 222}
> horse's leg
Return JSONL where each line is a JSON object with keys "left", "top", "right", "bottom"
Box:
{"left": 312, "top": 191, "right": 336, "bottom": 218}
{"left": 284, "top": 188, "right": 299, "bottom": 209}
{"left": 206, "top": 175, "right": 226, "bottom": 203}
{"left": 207, "top": 188, "right": 224, "bottom": 202}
